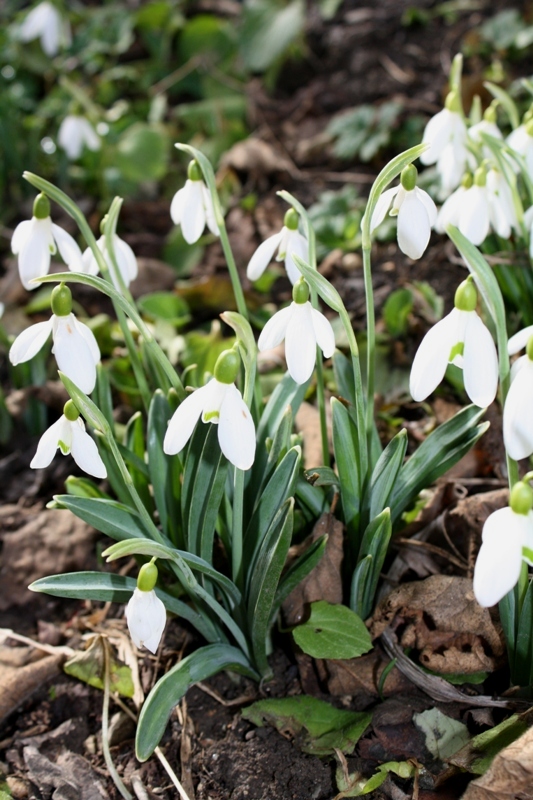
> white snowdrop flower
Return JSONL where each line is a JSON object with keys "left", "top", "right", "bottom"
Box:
{"left": 486, "top": 168, "right": 518, "bottom": 239}
{"left": 434, "top": 180, "right": 468, "bottom": 234}
{"left": 18, "top": 1, "right": 71, "bottom": 57}
{"left": 473, "top": 483, "right": 533, "bottom": 607}
{"left": 435, "top": 169, "right": 490, "bottom": 245}
{"left": 164, "top": 348, "right": 256, "bottom": 470}
{"left": 11, "top": 194, "right": 84, "bottom": 290}
{"left": 467, "top": 107, "right": 503, "bottom": 162}
{"left": 81, "top": 234, "right": 138, "bottom": 289}
{"left": 9, "top": 284, "right": 101, "bottom": 395}
{"left": 247, "top": 207, "right": 309, "bottom": 285}
{"left": 58, "top": 115, "right": 101, "bottom": 160}
{"left": 126, "top": 561, "right": 166, "bottom": 654}
{"left": 31, "top": 399, "right": 106, "bottom": 478}
{"left": 503, "top": 330, "right": 533, "bottom": 460}
{"left": 420, "top": 92, "right": 468, "bottom": 197}
{"left": 170, "top": 159, "right": 219, "bottom": 244}
{"left": 410, "top": 277, "right": 498, "bottom": 408}
{"left": 258, "top": 279, "right": 335, "bottom": 384}
{"left": 506, "top": 121, "right": 533, "bottom": 175}
{"left": 370, "top": 164, "right": 437, "bottom": 260}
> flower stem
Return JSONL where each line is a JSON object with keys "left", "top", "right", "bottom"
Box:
{"left": 362, "top": 244, "right": 376, "bottom": 459}
{"left": 218, "top": 223, "right": 249, "bottom": 320}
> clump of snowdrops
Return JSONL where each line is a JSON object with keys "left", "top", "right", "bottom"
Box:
{"left": 7, "top": 53, "right": 533, "bottom": 760}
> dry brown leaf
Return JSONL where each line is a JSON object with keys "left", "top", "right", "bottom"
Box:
{"left": 295, "top": 402, "right": 326, "bottom": 470}
{"left": 282, "top": 513, "right": 343, "bottom": 627}
{"left": 318, "top": 647, "right": 413, "bottom": 699}
{"left": 0, "top": 645, "right": 63, "bottom": 726}
{"left": 370, "top": 575, "right": 505, "bottom": 674}
{"left": 460, "top": 725, "right": 533, "bottom": 800}
{"left": 219, "top": 137, "right": 293, "bottom": 181}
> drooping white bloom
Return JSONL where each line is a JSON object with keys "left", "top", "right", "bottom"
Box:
{"left": 126, "top": 588, "right": 166, "bottom": 653}
{"left": 486, "top": 168, "right": 519, "bottom": 239}
{"left": 410, "top": 279, "right": 498, "bottom": 408}
{"left": 58, "top": 115, "right": 101, "bottom": 160}
{"left": 420, "top": 99, "right": 468, "bottom": 197}
{"left": 9, "top": 311, "right": 101, "bottom": 395}
{"left": 170, "top": 161, "right": 219, "bottom": 244}
{"left": 434, "top": 184, "right": 467, "bottom": 234}
{"left": 81, "top": 235, "right": 138, "bottom": 289}
{"left": 467, "top": 118, "right": 503, "bottom": 146}
{"left": 503, "top": 328, "right": 533, "bottom": 460}
{"left": 164, "top": 377, "right": 256, "bottom": 470}
{"left": 18, "top": 1, "right": 71, "bottom": 57}
{"left": 247, "top": 208, "right": 308, "bottom": 285}
{"left": 506, "top": 123, "right": 533, "bottom": 175}
{"left": 31, "top": 410, "right": 107, "bottom": 478}
{"left": 370, "top": 171, "right": 437, "bottom": 260}
{"left": 12, "top": 200, "right": 84, "bottom": 290}
{"left": 473, "top": 506, "right": 533, "bottom": 607}
{"left": 258, "top": 296, "right": 335, "bottom": 385}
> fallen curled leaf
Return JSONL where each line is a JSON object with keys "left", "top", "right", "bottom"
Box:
{"left": 369, "top": 575, "right": 505, "bottom": 675}
{"left": 282, "top": 512, "right": 344, "bottom": 627}
{"left": 0, "top": 645, "right": 63, "bottom": 727}
{"left": 317, "top": 646, "right": 413, "bottom": 699}
{"left": 460, "top": 724, "right": 533, "bottom": 800}
{"left": 295, "top": 402, "right": 327, "bottom": 470}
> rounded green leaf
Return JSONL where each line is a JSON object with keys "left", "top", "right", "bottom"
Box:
{"left": 292, "top": 600, "right": 373, "bottom": 659}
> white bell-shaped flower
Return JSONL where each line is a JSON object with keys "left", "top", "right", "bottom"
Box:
{"left": 467, "top": 107, "right": 503, "bottom": 163}
{"left": 506, "top": 121, "right": 533, "bottom": 175}
{"left": 18, "top": 1, "right": 70, "bottom": 56}
{"left": 370, "top": 164, "right": 437, "bottom": 260}
{"left": 81, "top": 234, "right": 138, "bottom": 289}
{"left": 12, "top": 194, "right": 84, "bottom": 290}
{"left": 420, "top": 92, "right": 468, "bottom": 197}
{"left": 31, "top": 400, "right": 106, "bottom": 478}
{"left": 125, "top": 561, "right": 166, "bottom": 654}
{"left": 247, "top": 207, "right": 308, "bottom": 285}
{"left": 503, "top": 329, "right": 533, "bottom": 460}
{"left": 58, "top": 115, "right": 101, "bottom": 160}
{"left": 9, "top": 284, "right": 101, "bottom": 395}
{"left": 410, "top": 277, "right": 498, "bottom": 408}
{"left": 164, "top": 348, "right": 256, "bottom": 470}
{"left": 258, "top": 279, "right": 335, "bottom": 384}
{"left": 473, "top": 483, "right": 533, "bottom": 607}
{"left": 170, "top": 160, "right": 219, "bottom": 244}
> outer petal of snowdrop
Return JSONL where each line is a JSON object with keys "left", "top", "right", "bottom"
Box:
{"left": 283, "top": 230, "right": 309, "bottom": 284}
{"left": 9, "top": 319, "right": 53, "bottom": 365}
{"left": 473, "top": 507, "right": 530, "bottom": 607}
{"left": 458, "top": 185, "right": 490, "bottom": 246}
{"left": 285, "top": 302, "right": 317, "bottom": 384}
{"left": 19, "top": 2, "right": 69, "bottom": 57}
{"left": 508, "top": 324, "right": 533, "bottom": 355}
{"left": 58, "top": 116, "right": 101, "bottom": 159}
{"left": 170, "top": 173, "right": 219, "bottom": 245}
{"left": 163, "top": 386, "right": 208, "bottom": 455}
{"left": 503, "top": 359, "right": 533, "bottom": 460}
{"left": 487, "top": 170, "right": 517, "bottom": 239}
{"left": 70, "top": 422, "right": 107, "bottom": 478}
{"left": 435, "top": 185, "right": 466, "bottom": 233}
{"left": 247, "top": 231, "right": 284, "bottom": 281}
{"left": 218, "top": 384, "right": 256, "bottom": 470}
{"left": 463, "top": 312, "right": 499, "bottom": 407}
{"left": 257, "top": 305, "right": 293, "bottom": 351}
{"left": 13, "top": 217, "right": 55, "bottom": 290}
{"left": 310, "top": 308, "right": 336, "bottom": 358}
{"left": 370, "top": 186, "right": 400, "bottom": 232}
{"left": 397, "top": 189, "right": 434, "bottom": 259}
{"left": 126, "top": 588, "right": 166, "bottom": 653}
{"left": 51, "top": 314, "right": 100, "bottom": 394}
{"left": 409, "top": 311, "right": 458, "bottom": 401}
{"left": 30, "top": 416, "right": 71, "bottom": 468}
{"left": 51, "top": 223, "right": 84, "bottom": 273}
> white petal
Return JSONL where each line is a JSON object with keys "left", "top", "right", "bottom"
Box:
{"left": 112, "top": 235, "right": 138, "bottom": 284}
{"left": 503, "top": 361, "right": 533, "bottom": 460}
{"left": 11, "top": 220, "right": 32, "bottom": 254}
{"left": 284, "top": 231, "right": 309, "bottom": 285}
{"left": 202, "top": 185, "right": 220, "bottom": 236}
{"left": 163, "top": 386, "right": 208, "bottom": 454}
{"left": 310, "top": 307, "right": 335, "bottom": 357}
{"left": 511, "top": 354, "right": 528, "bottom": 382}
{"left": 52, "top": 314, "right": 98, "bottom": 394}
{"left": 370, "top": 186, "right": 399, "bottom": 232}
{"left": 79, "top": 118, "right": 100, "bottom": 151}
{"left": 200, "top": 379, "right": 228, "bottom": 422}
{"left": 397, "top": 190, "right": 432, "bottom": 260}
{"left": 463, "top": 312, "right": 498, "bottom": 407}
{"left": 19, "top": 3, "right": 49, "bottom": 42}
{"left": 414, "top": 187, "right": 438, "bottom": 227}
{"left": 285, "top": 302, "right": 317, "bottom": 384}
{"left": 40, "top": 4, "right": 61, "bottom": 56}
{"left": 126, "top": 588, "right": 166, "bottom": 653}
{"left": 508, "top": 325, "right": 533, "bottom": 355}
{"left": 9, "top": 319, "right": 52, "bottom": 365}
{"left": 58, "top": 116, "right": 84, "bottom": 159}
{"left": 70, "top": 422, "right": 107, "bottom": 478}
{"left": 30, "top": 416, "right": 71, "bottom": 469}
{"left": 473, "top": 508, "right": 526, "bottom": 607}
{"left": 170, "top": 186, "right": 186, "bottom": 225}
{"left": 71, "top": 315, "right": 101, "bottom": 365}
{"left": 420, "top": 109, "right": 456, "bottom": 165}
{"left": 80, "top": 246, "right": 100, "bottom": 276}
{"left": 435, "top": 187, "right": 465, "bottom": 234}
{"left": 409, "top": 311, "right": 459, "bottom": 401}
{"left": 246, "top": 231, "right": 284, "bottom": 281}
{"left": 258, "top": 305, "right": 292, "bottom": 351}
{"left": 180, "top": 181, "right": 206, "bottom": 244}
{"left": 18, "top": 217, "right": 55, "bottom": 289}
{"left": 458, "top": 185, "right": 490, "bottom": 245}
{"left": 51, "top": 223, "right": 84, "bottom": 272}
{"left": 218, "top": 384, "right": 256, "bottom": 470}
{"left": 437, "top": 141, "right": 467, "bottom": 195}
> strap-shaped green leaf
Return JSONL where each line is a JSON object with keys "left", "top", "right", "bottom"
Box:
{"left": 367, "top": 429, "right": 407, "bottom": 522}
{"left": 136, "top": 643, "right": 258, "bottom": 761}
{"left": 350, "top": 555, "right": 372, "bottom": 618}
{"left": 272, "top": 534, "right": 327, "bottom": 613}
{"left": 247, "top": 500, "right": 294, "bottom": 675}
{"left": 332, "top": 398, "right": 361, "bottom": 550}
{"left": 513, "top": 579, "right": 533, "bottom": 687}
{"left": 255, "top": 372, "right": 309, "bottom": 461}
{"left": 248, "top": 404, "right": 293, "bottom": 501}
{"left": 353, "top": 509, "right": 392, "bottom": 618}
{"left": 125, "top": 412, "right": 153, "bottom": 512}
{"left": 147, "top": 391, "right": 172, "bottom": 537}
{"left": 53, "top": 495, "right": 151, "bottom": 541}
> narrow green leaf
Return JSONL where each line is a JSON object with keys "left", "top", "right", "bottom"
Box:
{"left": 273, "top": 535, "right": 327, "bottom": 612}
{"left": 350, "top": 555, "right": 372, "bottom": 618}
{"left": 255, "top": 372, "right": 309, "bottom": 459}
{"left": 484, "top": 81, "right": 520, "bottom": 129}
{"left": 332, "top": 398, "right": 361, "bottom": 548}
{"left": 293, "top": 254, "right": 344, "bottom": 313}
{"left": 136, "top": 644, "right": 258, "bottom": 761}
{"left": 147, "top": 391, "right": 172, "bottom": 536}
{"left": 53, "top": 495, "right": 151, "bottom": 541}
{"left": 292, "top": 600, "right": 372, "bottom": 659}
{"left": 354, "top": 509, "right": 392, "bottom": 618}
{"left": 368, "top": 430, "right": 407, "bottom": 521}
{"left": 125, "top": 412, "right": 153, "bottom": 512}
{"left": 514, "top": 579, "right": 533, "bottom": 687}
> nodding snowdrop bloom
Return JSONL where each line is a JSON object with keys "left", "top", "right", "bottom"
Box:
{"left": 9, "top": 284, "right": 101, "bottom": 395}
{"left": 12, "top": 194, "right": 84, "bottom": 290}
{"left": 473, "top": 482, "right": 533, "bottom": 607}
{"left": 126, "top": 561, "right": 166, "bottom": 654}
{"left": 247, "top": 208, "right": 308, "bottom": 285}
{"left": 467, "top": 107, "right": 503, "bottom": 161}
{"left": 164, "top": 348, "right": 256, "bottom": 470}
{"left": 58, "top": 115, "right": 101, "bottom": 160}
{"left": 18, "top": 1, "right": 70, "bottom": 57}
{"left": 31, "top": 400, "right": 107, "bottom": 478}
{"left": 506, "top": 119, "right": 533, "bottom": 175}
{"left": 81, "top": 230, "right": 138, "bottom": 290}
{"left": 503, "top": 329, "right": 533, "bottom": 460}
{"left": 420, "top": 91, "right": 468, "bottom": 197}
{"left": 170, "top": 160, "right": 219, "bottom": 244}
{"left": 370, "top": 164, "right": 437, "bottom": 260}
{"left": 258, "top": 278, "right": 335, "bottom": 384}
{"left": 410, "top": 277, "right": 498, "bottom": 408}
